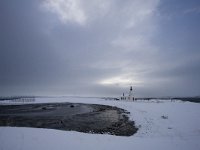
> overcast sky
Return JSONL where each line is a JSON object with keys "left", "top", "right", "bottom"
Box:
{"left": 0, "top": 0, "right": 200, "bottom": 97}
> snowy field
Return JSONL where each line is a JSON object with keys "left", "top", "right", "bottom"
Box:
{"left": 0, "top": 97, "right": 200, "bottom": 150}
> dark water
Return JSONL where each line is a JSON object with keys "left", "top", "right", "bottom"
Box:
{"left": 0, "top": 103, "right": 138, "bottom": 136}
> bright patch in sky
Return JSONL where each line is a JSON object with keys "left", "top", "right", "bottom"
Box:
{"left": 100, "top": 76, "right": 142, "bottom": 87}
{"left": 42, "top": 0, "right": 86, "bottom": 25}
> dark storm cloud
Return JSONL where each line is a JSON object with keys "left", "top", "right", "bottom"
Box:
{"left": 0, "top": 1, "right": 62, "bottom": 86}
{"left": 0, "top": 0, "right": 200, "bottom": 97}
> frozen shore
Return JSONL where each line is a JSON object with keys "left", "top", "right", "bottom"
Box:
{"left": 0, "top": 97, "right": 200, "bottom": 150}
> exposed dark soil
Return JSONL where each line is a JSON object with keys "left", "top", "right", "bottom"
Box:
{"left": 0, "top": 102, "right": 138, "bottom": 136}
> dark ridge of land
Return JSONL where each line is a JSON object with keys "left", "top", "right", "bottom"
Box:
{"left": 0, "top": 102, "right": 138, "bottom": 136}
{"left": 104, "top": 97, "right": 200, "bottom": 103}
{"left": 0, "top": 96, "right": 35, "bottom": 101}
{"left": 136, "top": 97, "right": 200, "bottom": 103}
{"left": 172, "top": 97, "right": 200, "bottom": 103}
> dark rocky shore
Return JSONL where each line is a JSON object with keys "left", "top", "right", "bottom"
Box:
{"left": 0, "top": 102, "right": 138, "bottom": 136}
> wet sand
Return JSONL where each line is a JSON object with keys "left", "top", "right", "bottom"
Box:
{"left": 0, "top": 103, "right": 138, "bottom": 136}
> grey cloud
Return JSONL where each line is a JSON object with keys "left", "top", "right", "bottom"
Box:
{"left": 0, "top": 0, "right": 200, "bottom": 97}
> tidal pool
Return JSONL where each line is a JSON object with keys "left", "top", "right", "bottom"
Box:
{"left": 0, "top": 102, "right": 138, "bottom": 136}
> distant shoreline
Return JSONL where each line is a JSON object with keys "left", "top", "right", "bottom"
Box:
{"left": 0, "top": 96, "right": 200, "bottom": 103}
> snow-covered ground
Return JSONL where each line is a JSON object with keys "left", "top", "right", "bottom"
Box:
{"left": 0, "top": 97, "right": 200, "bottom": 150}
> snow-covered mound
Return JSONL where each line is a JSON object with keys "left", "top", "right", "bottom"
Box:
{"left": 0, "top": 97, "right": 200, "bottom": 150}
